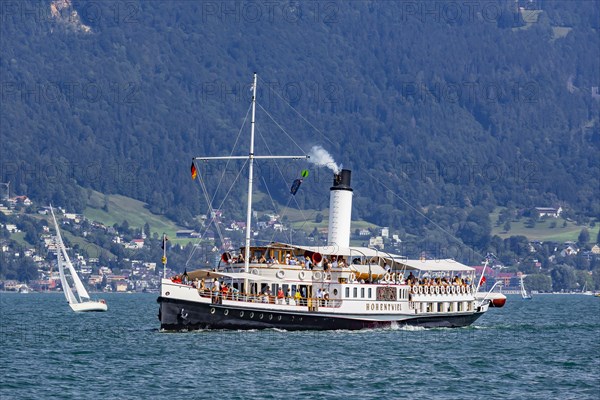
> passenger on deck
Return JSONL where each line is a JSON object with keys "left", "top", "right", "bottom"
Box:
{"left": 213, "top": 279, "right": 221, "bottom": 302}
{"left": 289, "top": 257, "right": 298, "bottom": 265}
{"left": 294, "top": 289, "right": 301, "bottom": 304}
{"left": 277, "top": 287, "right": 284, "bottom": 304}
{"left": 305, "top": 258, "right": 313, "bottom": 270}
{"left": 251, "top": 255, "right": 258, "bottom": 263}
{"left": 316, "top": 288, "right": 323, "bottom": 306}
{"left": 259, "top": 255, "right": 267, "bottom": 263}
{"left": 199, "top": 278, "right": 207, "bottom": 294}
{"left": 221, "top": 283, "right": 229, "bottom": 300}
{"left": 285, "top": 289, "right": 291, "bottom": 304}
{"left": 384, "top": 263, "right": 391, "bottom": 273}
{"left": 406, "top": 272, "right": 415, "bottom": 285}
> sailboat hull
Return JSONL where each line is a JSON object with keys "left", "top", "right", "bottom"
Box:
{"left": 157, "top": 297, "right": 484, "bottom": 331}
{"left": 70, "top": 301, "right": 108, "bottom": 312}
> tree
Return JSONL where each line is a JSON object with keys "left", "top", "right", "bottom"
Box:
{"left": 457, "top": 207, "right": 491, "bottom": 251}
{"left": 550, "top": 264, "right": 577, "bottom": 292}
{"left": 503, "top": 221, "right": 511, "bottom": 232}
{"left": 577, "top": 228, "right": 590, "bottom": 248}
{"left": 315, "top": 213, "right": 323, "bottom": 223}
{"left": 16, "top": 257, "right": 39, "bottom": 282}
{"left": 525, "top": 274, "right": 552, "bottom": 292}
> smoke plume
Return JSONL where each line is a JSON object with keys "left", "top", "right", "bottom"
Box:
{"left": 308, "top": 145, "right": 341, "bottom": 174}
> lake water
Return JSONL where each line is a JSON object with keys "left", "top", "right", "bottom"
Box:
{"left": 1, "top": 293, "right": 598, "bottom": 399}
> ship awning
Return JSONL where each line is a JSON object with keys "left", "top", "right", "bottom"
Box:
{"left": 282, "top": 243, "right": 402, "bottom": 259}
{"left": 393, "top": 259, "right": 474, "bottom": 272}
{"left": 186, "top": 270, "right": 278, "bottom": 282}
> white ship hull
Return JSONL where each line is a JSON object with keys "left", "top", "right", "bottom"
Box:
{"left": 158, "top": 278, "right": 489, "bottom": 331}
{"left": 70, "top": 301, "right": 108, "bottom": 312}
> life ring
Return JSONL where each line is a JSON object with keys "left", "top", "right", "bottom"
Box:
{"left": 391, "top": 273, "right": 396, "bottom": 282}
{"left": 466, "top": 286, "right": 471, "bottom": 294}
{"left": 251, "top": 268, "right": 259, "bottom": 275}
{"left": 276, "top": 270, "right": 285, "bottom": 279}
{"left": 440, "top": 286, "right": 445, "bottom": 295}
{"left": 313, "top": 271, "right": 323, "bottom": 280}
{"left": 411, "top": 285, "right": 418, "bottom": 294}
{"left": 349, "top": 272, "right": 357, "bottom": 282}
{"left": 324, "top": 273, "right": 331, "bottom": 281}
{"left": 462, "top": 286, "right": 467, "bottom": 294}
{"left": 384, "top": 272, "right": 391, "bottom": 282}
{"left": 435, "top": 286, "right": 440, "bottom": 295}
{"left": 298, "top": 271, "right": 306, "bottom": 280}
{"left": 450, "top": 286, "right": 455, "bottom": 294}
{"left": 418, "top": 285, "right": 423, "bottom": 295}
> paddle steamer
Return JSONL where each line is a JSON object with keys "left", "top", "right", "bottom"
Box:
{"left": 157, "top": 74, "right": 505, "bottom": 331}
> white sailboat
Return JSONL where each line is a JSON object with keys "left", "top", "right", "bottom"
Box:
{"left": 520, "top": 275, "right": 532, "bottom": 300}
{"left": 50, "top": 206, "right": 107, "bottom": 312}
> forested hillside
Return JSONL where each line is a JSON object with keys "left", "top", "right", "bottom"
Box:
{"left": 1, "top": 0, "right": 599, "bottom": 255}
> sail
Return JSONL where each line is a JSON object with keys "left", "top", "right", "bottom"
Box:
{"left": 50, "top": 206, "right": 90, "bottom": 302}
{"left": 57, "top": 245, "right": 78, "bottom": 304}
{"left": 520, "top": 276, "right": 531, "bottom": 299}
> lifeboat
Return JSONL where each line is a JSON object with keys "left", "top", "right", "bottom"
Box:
{"left": 488, "top": 293, "right": 507, "bottom": 308}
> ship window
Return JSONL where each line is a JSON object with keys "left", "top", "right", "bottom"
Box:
{"left": 437, "top": 303, "right": 443, "bottom": 312}
{"left": 333, "top": 289, "right": 338, "bottom": 296}
{"left": 457, "top": 302, "right": 462, "bottom": 312}
{"left": 353, "top": 287, "right": 357, "bottom": 298}
{"left": 360, "top": 288, "right": 365, "bottom": 298}
{"left": 345, "top": 287, "right": 350, "bottom": 298}
{"left": 368, "top": 288, "right": 372, "bottom": 298}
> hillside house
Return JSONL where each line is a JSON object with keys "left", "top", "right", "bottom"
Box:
{"left": 535, "top": 207, "right": 563, "bottom": 218}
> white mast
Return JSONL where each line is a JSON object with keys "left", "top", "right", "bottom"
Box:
{"left": 193, "top": 73, "right": 309, "bottom": 275}
{"left": 244, "top": 73, "right": 258, "bottom": 273}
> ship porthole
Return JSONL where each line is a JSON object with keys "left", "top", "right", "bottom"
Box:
{"left": 250, "top": 312, "right": 254, "bottom": 318}
{"left": 268, "top": 314, "right": 273, "bottom": 320}
{"left": 277, "top": 315, "right": 282, "bottom": 321}
{"left": 259, "top": 313, "right": 264, "bottom": 319}
{"left": 224, "top": 309, "right": 229, "bottom": 316}
{"left": 333, "top": 289, "right": 338, "bottom": 295}
{"left": 210, "top": 308, "right": 215, "bottom": 314}
{"left": 299, "top": 317, "right": 303, "bottom": 321}
{"left": 240, "top": 311, "right": 244, "bottom": 317}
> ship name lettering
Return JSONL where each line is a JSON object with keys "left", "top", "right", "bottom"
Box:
{"left": 366, "top": 303, "right": 401, "bottom": 311}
